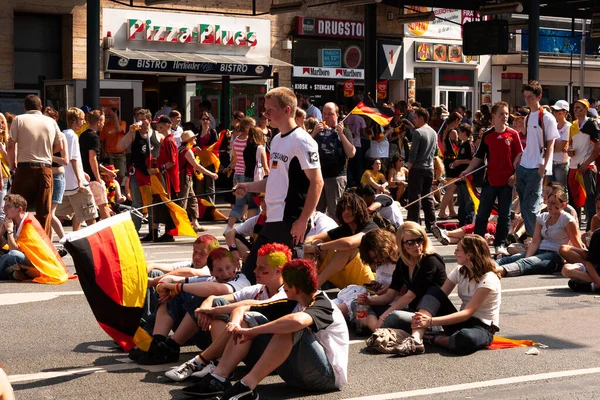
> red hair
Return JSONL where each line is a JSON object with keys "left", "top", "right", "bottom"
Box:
{"left": 282, "top": 259, "right": 318, "bottom": 295}
{"left": 207, "top": 248, "right": 234, "bottom": 271}
{"left": 195, "top": 234, "right": 220, "bottom": 253}
{"left": 258, "top": 243, "right": 292, "bottom": 269}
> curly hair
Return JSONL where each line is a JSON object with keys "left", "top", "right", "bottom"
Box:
{"left": 282, "top": 259, "right": 318, "bottom": 295}
{"left": 258, "top": 243, "right": 292, "bottom": 269}
{"left": 359, "top": 229, "right": 399, "bottom": 266}
{"left": 335, "top": 193, "right": 370, "bottom": 228}
{"left": 458, "top": 235, "right": 502, "bottom": 281}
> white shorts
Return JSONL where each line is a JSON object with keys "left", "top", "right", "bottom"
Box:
{"left": 572, "top": 263, "right": 588, "bottom": 273}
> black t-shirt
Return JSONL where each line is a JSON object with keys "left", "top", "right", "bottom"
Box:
{"left": 389, "top": 253, "right": 447, "bottom": 310}
{"left": 327, "top": 220, "right": 378, "bottom": 241}
{"left": 79, "top": 129, "right": 101, "bottom": 181}
{"left": 243, "top": 142, "right": 259, "bottom": 179}
{"left": 454, "top": 140, "right": 475, "bottom": 179}
{"left": 316, "top": 128, "right": 351, "bottom": 178}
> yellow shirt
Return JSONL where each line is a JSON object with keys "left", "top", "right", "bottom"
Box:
{"left": 361, "top": 169, "right": 386, "bottom": 185}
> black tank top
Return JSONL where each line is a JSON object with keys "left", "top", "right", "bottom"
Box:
{"left": 131, "top": 130, "right": 160, "bottom": 174}
{"left": 51, "top": 151, "right": 61, "bottom": 168}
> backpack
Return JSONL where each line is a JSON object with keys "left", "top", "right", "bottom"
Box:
{"left": 366, "top": 328, "right": 411, "bottom": 354}
{"left": 371, "top": 212, "right": 396, "bottom": 234}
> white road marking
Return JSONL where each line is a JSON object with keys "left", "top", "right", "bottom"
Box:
{"left": 342, "top": 367, "right": 600, "bottom": 400}
{"left": 0, "top": 291, "right": 83, "bottom": 306}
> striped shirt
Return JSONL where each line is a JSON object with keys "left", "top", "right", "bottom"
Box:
{"left": 232, "top": 136, "right": 247, "bottom": 174}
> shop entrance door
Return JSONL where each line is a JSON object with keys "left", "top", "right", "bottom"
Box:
{"left": 439, "top": 89, "right": 474, "bottom": 112}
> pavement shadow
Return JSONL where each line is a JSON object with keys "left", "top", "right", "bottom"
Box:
{"left": 12, "top": 373, "right": 92, "bottom": 392}
{"left": 545, "top": 288, "right": 580, "bottom": 297}
{"left": 72, "top": 340, "right": 125, "bottom": 355}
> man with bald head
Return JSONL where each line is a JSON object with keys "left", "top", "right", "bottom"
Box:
{"left": 311, "top": 102, "right": 355, "bottom": 218}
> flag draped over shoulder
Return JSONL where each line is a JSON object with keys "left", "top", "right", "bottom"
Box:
{"left": 350, "top": 98, "right": 394, "bottom": 127}
{"left": 62, "top": 213, "right": 152, "bottom": 352}
{"left": 150, "top": 175, "right": 196, "bottom": 237}
{"left": 196, "top": 133, "right": 224, "bottom": 181}
{"left": 16, "top": 213, "right": 68, "bottom": 284}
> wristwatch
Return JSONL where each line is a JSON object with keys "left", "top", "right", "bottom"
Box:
{"left": 6, "top": 230, "right": 13, "bottom": 235}
{"left": 229, "top": 244, "right": 238, "bottom": 251}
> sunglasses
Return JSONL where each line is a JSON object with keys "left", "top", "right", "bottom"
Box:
{"left": 402, "top": 237, "right": 424, "bottom": 247}
{"left": 201, "top": 118, "right": 210, "bottom": 121}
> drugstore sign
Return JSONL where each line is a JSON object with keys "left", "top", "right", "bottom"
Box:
{"left": 128, "top": 19, "right": 258, "bottom": 47}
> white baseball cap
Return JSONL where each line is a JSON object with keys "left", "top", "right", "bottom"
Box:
{"left": 551, "top": 100, "right": 569, "bottom": 111}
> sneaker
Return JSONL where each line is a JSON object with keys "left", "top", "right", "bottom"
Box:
{"left": 191, "top": 360, "right": 217, "bottom": 379}
{"left": 220, "top": 381, "right": 258, "bottom": 400}
{"left": 391, "top": 336, "right": 425, "bottom": 357}
{"left": 495, "top": 245, "right": 509, "bottom": 257}
{"left": 165, "top": 357, "right": 204, "bottom": 382}
{"left": 57, "top": 247, "right": 68, "bottom": 257}
{"left": 431, "top": 225, "right": 450, "bottom": 245}
{"left": 568, "top": 279, "right": 594, "bottom": 293}
{"left": 128, "top": 347, "right": 146, "bottom": 362}
{"left": 181, "top": 374, "right": 231, "bottom": 398}
{"left": 154, "top": 234, "right": 175, "bottom": 243}
{"left": 137, "top": 338, "right": 180, "bottom": 365}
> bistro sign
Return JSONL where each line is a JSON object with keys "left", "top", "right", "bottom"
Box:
{"left": 128, "top": 19, "right": 258, "bottom": 47}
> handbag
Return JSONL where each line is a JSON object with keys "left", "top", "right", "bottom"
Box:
{"left": 253, "top": 145, "right": 265, "bottom": 182}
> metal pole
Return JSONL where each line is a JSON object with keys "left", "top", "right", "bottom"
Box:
{"left": 86, "top": 0, "right": 100, "bottom": 110}
{"left": 580, "top": 19, "right": 587, "bottom": 99}
{"left": 364, "top": 4, "right": 377, "bottom": 98}
{"left": 527, "top": 0, "right": 540, "bottom": 81}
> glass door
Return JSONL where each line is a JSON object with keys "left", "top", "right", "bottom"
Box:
{"left": 438, "top": 88, "right": 475, "bottom": 112}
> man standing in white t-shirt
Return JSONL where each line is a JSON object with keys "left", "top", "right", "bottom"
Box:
{"left": 549, "top": 100, "right": 571, "bottom": 187}
{"left": 234, "top": 87, "right": 324, "bottom": 284}
{"left": 515, "top": 81, "right": 559, "bottom": 236}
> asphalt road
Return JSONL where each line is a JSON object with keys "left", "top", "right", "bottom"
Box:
{"left": 3, "top": 208, "right": 600, "bottom": 400}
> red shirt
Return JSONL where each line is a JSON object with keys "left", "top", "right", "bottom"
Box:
{"left": 178, "top": 147, "right": 195, "bottom": 177}
{"left": 475, "top": 127, "right": 522, "bottom": 186}
{"left": 157, "top": 133, "right": 180, "bottom": 193}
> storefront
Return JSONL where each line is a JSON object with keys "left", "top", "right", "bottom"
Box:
{"left": 401, "top": 8, "right": 492, "bottom": 111}
{"left": 292, "top": 17, "right": 365, "bottom": 109}
{"left": 102, "top": 8, "right": 290, "bottom": 128}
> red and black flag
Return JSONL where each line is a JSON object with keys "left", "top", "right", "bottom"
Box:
{"left": 350, "top": 97, "right": 394, "bottom": 127}
{"left": 63, "top": 213, "right": 152, "bottom": 352}
{"left": 198, "top": 197, "right": 227, "bottom": 222}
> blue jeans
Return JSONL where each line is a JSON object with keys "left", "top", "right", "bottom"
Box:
{"left": 382, "top": 310, "right": 414, "bottom": 332}
{"left": 474, "top": 184, "right": 513, "bottom": 247}
{"left": 244, "top": 312, "right": 337, "bottom": 391}
{"left": 497, "top": 250, "right": 562, "bottom": 277}
{"left": 230, "top": 174, "right": 258, "bottom": 220}
{"left": 0, "top": 250, "right": 27, "bottom": 280}
{"left": 456, "top": 182, "right": 475, "bottom": 227}
{"left": 516, "top": 165, "right": 543, "bottom": 237}
{"left": 550, "top": 163, "right": 568, "bottom": 188}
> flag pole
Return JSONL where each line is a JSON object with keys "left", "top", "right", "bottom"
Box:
{"left": 402, "top": 165, "right": 487, "bottom": 210}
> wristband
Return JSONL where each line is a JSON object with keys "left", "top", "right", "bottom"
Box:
{"left": 317, "top": 243, "right": 323, "bottom": 252}
{"left": 180, "top": 283, "right": 185, "bottom": 294}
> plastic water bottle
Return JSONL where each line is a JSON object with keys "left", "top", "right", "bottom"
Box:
{"left": 355, "top": 303, "right": 369, "bottom": 336}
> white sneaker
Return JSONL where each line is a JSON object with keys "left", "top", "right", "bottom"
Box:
{"left": 164, "top": 357, "right": 204, "bottom": 382}
{"left": 495, "top": 245, "right": 509, "bottom": 257}
{"left": 191, "top": 360, "right": 217, "bottom": 379}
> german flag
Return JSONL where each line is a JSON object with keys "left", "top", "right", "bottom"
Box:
{"left": 150, "top": 175, "right": 197, "bottom": 237}
{"left": 487, "top": 336, "right": 537, "bottom": 350}
{"left": 568, "top": 168, "right": 588, "bottom": 208}
{"left": 465, "top": 176, "right": 497, "bottom": 215}
{"left": 198, "top": 197, "right": 227, "bottom": 221}
{"left": 63, "top": 213, "right": 152, "bottom": 352}
{"left": 350, "top": 98, "right": 394, "bottom": 127}
{"left": 17, "top": 213, "right": 68, "bottom": 284}
{"left": 195, "top": 132, "right": 224, "bottom": 181}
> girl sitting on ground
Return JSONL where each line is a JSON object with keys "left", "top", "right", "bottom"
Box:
{"left": 357, "top": 222, "right": 447, "bottom": 332}
{"left": 393, "top": 234, "right": 501, "bottom": 357}
{"left": 387, "top": 154, "right": 408, "bottom": 202}
{"left": 497, "top": 189, "right": 584, "bottom": 277}
{"left": 361, "top": 158, "right": 389, "bottom": 194}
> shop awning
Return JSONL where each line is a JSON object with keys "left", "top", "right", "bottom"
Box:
{"left": 106, "top": 49, "right": 292, "bottom": 77}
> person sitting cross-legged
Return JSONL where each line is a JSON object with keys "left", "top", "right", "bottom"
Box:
{"left": 181, "top": 259, "right": 348, "bottom": 400}
{"left": 164, "top": 243, "right": 291, "bottom": 382}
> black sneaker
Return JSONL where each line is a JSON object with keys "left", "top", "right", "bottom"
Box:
{"left": 220, "top": 381, "right": 259, "bottom": 400}
{"left": 568, "top": 279, "right": 593, "bottom": 293}
{"left": 128, "top": 347, "right": 146, "bottom": 362}
{"left": 141, "top": 230, "right": 157, "bottom": 242}
{"left": 154, "top": 234, "right": 175, "bottom": 243}
{"left": 181, "top": 374, "right": 232, "bottom": 398}
{"left": 137, "top": 338, "right": 180, "bottom": 365}
{"left": 57, "top": 248, "right": 68, "bottom": 257}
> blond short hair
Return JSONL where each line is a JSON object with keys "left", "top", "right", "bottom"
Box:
{"left": 396, "top": 221, "right": 436, "bottom": 266}
{"left": 66, "top": 107, "right": 85, "bottom": 127}
{"left": 265, "top": 87, "right": 297, "bottom": 111}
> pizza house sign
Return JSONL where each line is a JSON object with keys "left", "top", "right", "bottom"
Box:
{"left": 128, "top": 19, "right": 258, "bottom": 47}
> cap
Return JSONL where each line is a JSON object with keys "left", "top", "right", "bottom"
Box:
{"left": 590, "top": 108, "right": 599, "bottom": 117}
{"left": 180, "top": 130, "right": 196, "bottom": 143}
{"left": 576, "top": 99, "right": 590, "bottom": 109}
{"left": 152, "top": 115, "right": 172, "bottom": 124}
{"left": 100, "top": 164, "right": 119, "bottom": 175}
{"left": 80, "top": 105, "right": 92, "bottom": 114}
{"left": 551, "top": 100, "right": 570, "bottom": 112}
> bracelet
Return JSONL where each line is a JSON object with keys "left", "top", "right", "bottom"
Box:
{"left": 185, "top": 277, "right": 189, "bottom": 284}
{"left": 180, "top": 283, "right": 185, "bottom": 294}
{"left": 173, "top": 283, "right": 180, "bottom": 295}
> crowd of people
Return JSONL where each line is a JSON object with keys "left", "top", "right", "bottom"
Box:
{"left": 2, "top": 81, "right": 600, "bottom": 399}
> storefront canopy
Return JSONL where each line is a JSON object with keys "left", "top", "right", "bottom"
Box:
{"left": 106, "top": 49, "right": 292, "bottom": 77}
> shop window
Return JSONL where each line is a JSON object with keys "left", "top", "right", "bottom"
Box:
{"left": 572, "top": 87, "right": 600, "bottom": 103}
{"left": 415, "top": 68, "right": 432, "bottom": 108}
{"left": 542, "top": 86, "right": 567, "bottom": 106}
{"left": 439, "top": 69, "right": 475, "bottom": 87}
{"left": 14, "top": 13, "right": 62, "bottom": 90}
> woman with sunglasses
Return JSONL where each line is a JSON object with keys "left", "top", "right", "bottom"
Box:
{"left": 195, "top": 111, "right": 219, "bottom": 204}
{"left": 392, "top": 234, "right": 501, "bottom": 357}
{"left": 357, "top": 221, "right": 446, "bottom": 331}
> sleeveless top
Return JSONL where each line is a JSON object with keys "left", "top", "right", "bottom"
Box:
{"left": 178, "top": 146, "right": 195, "bottom": 177}
{"left": 131, "top": 130, "right": 160, "bottom": 175}
{"left": 51, "top": 151, "right": 62, "bottom": 168}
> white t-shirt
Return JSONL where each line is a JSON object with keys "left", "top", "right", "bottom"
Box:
{"left": 233, "top": 283, "right": 286, "bottom": 302}
{"left": 520, "top": 110, "right": 560, "bottom": 174}
{"left": 369, "top": 136, "right": 390, "bottom": 159}
{"left": 172, "top": 126, "right": 184, "bottom": 147}
{"left": 188, "top": 272, "right": 250, "bottom": 292}
{"left": 448, "top": 267, "right": 501, "bottom": 327}
{"left": 569, "top": 118, "right": 598, "bottom": 169}
{"left": 235, "top": 214, "right": 261, "bottom": 238}
{"left": 171, "top": 260, "right": 210, "bottom": 276}
{"left": 63, "top": 128, "right": 89, "bottom": 195}
{"left": 537, "top": 211, "right": 576, "bottom": 252}
{"left": 308, "top": 212, "right": 338, "bottom": 237}
{"left": 553, "top": 121, "right": 571, "bottom": 163}
{"left": 374, "top": 194, "right": 404, "bottom": 228}
{"left": 266, "top": 127, "right": 320, "bottom": 223}
{"left": 375, "top": 262, "right": 395, "bottom": 286}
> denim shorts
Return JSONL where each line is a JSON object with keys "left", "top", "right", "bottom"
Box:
{"left": 52, "top": 173, "right": 65, "bottom": 204}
